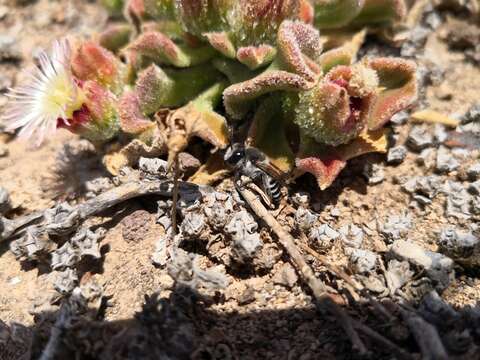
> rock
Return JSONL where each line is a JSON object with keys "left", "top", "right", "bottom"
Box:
{"left": 417, "top": 148, "right": 437, "bottom": 170}
{"left": 225, "top": 210, "right": 262, "bottom": 261}
{"left": 363, "top": 163, "right": 385, "bottom": 185}
{"left": 390, "top": 240, "right": 454, "bottom": 291}
{"left": 468, "top": 181, "right": 480, "bottom": 195}
{"left": 461, "top": 103, "right": 480, "bottom": 124}
{"left": 0, "top": 143, "right": 7, "bottom": 157}
{"left": 360, "top": 275, "right": 388, "bottom": 295}
{"left": 436, "top": 146, "right": 459, "bottom": 173}
{"left": 180, "top": 211, "right": 207, "bottom": 240}
{"left": 339, "top": 224, "right": 364, "bottom": 249}
{"left": 0, "top": 73, "right": 12, "bottom": 92}
{"left": 471, "top": 196, "right": 480, "bottom": 215}
{"left": 122, "top": 210, "right": 155, "bottom": 243}
{"left": 379, "top": 213, "right": 412, "bottom": 243}
{"left": 387, "top": 146, "right": 407, "bottom": 165}
{"left": 308, "top": 224, "right": 339, "bottom": 249}
{"left": 434, "top": 125, "right": 449, "bottom": 144}
{"left": 51, "top": 242, "right": 78, "bottom": 270}
{"left": 291, "top": 192, "right": 310, "bottom": 207}
{"left": 0, "top": 5, "right": 8, "bottom": 20}
{"left": 407, "top": 126, "right": 434, "bottom": 151}
{"left": 152, "top": 235, "right": 168, "bottom": 267}
{"left": 467, "top": 162, "right": 480, "bottom": 180}
{"left": 345, "top": 248, "right": 377, "bottom": 274}
{"left": 444, "top": 181, "right": 472, "bottom": 219}
{"left": 390, "top": 111, "right": 409, "bottom": 126}
{"left": 85, "top": 177, "right": 114, "bottom": 198}
{"left": 238, "top": 285, "right": 256, "bottom": 305}
{"left": 272, "top": 263, "right": 298, "bottom": 288}
{"left": 294, "top": 207, "right": 318, "bottom": 232}
{"left": 178, "top": 152, "right": 201, "bottom": 173}
{"left": 0, "top": 187, "right": 11, "bottom": 214}
{"left": 139, "top": 157, "right": 168, "bottom": 177}
{"left": 52, "top": 269, "right": 78, "bottom": 295}
{"left": 0, "top": 35, "right": 21, "bottom": 61}
{"left": 203, "top": 192, "right": 235, "bottom": 230}
{"left": 402, "top": 175, "right": 442, "bottom": 201}
{"left": 385, "top": 259, "right": 414, "bottom": 295}
{"left": 438, "top": 227, "right": 479, "bottom": 267}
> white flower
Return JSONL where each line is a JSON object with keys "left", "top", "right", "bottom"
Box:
{"left": 2, "top": 39, "right": 85, "bottom": 147}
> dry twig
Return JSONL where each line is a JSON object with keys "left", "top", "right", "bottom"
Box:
{"left": 400, "top": 308, "right": 448, "bottom": 360}
{"left": 0, "top": 178, "right": 196, "bottom": 243}
{"left": 238, "top": 187, "right": 368, "bottom": 355}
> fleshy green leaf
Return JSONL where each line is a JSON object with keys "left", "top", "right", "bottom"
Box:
{"left": 247, "top": 96, "right": 295, "bottom": 173}
{"left": 127, "top": 31, "right": 216, "bottom": 67}
{"left": 365, "top": 57, "right": 417, "bottom": 130}
{"left": 352, "top": 0, "right": 407, "bottom": 26}
{"left": 236, "top": 45, "right": 277, "bottom": 70}
{"left": 311, "top": 0, "right": 365, "bottom": 29}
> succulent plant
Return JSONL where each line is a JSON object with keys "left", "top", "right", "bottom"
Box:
{"left": 2, "top": 1, "right": 417, "bottom": 190}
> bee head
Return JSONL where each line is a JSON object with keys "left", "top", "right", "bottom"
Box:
{"left": 224, "top": 143, "right": 245, "bottom": 166}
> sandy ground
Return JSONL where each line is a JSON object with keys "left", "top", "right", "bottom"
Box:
{"left": 1, "top": 1, "right": 480, "bottom": 359}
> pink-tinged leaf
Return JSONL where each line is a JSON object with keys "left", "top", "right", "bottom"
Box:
{"left": 294, "top": 79, "right": 366, "bottom": 146}
{"left": 135, "top": 64, "right": 174, "bottom": 115}
{"left": 71, "top": 41, "right": 121, "bottom": 90}
{"left": 127, "top": 31, "right": 216, "bottom": 68}
{"left": 231, "top": 0, "right": 301, "bottom": 46}
{"left": 98, "top": 24, "right": 132, "bottom": 53}
{"left": 318, "top": 47, "right": 353, "bottom": 73}
{"left": 353, "top": 0, "right": 407, "bottom": 25}
{"left": 296, "top": 154, "right": 347, "bottom": 190}
{"left": 298, "top": 0, "right": 314, "bottom": 24}
{"left": 294, "top": 128, "right": 388, "bottom": 190}
{"left": 175, "top": 0, "right": 231, "bottom": 37}
{"left": 277, "top": 20, "right": 322, "bottom": 84}
{"left": 312, "top": 0, "right": 365, "bottom": 29}
{"left": 118, "top": 91, "right": 155, "bottom": 134}
{"left": 365, "top": 57, "right": 417, "bottom": 130}
{"left": 223, "top": 70, "right": 312, "bottom": 119}
{"left": 204, "top": 32, "right": 236, "bottom": 58}
{"left": 236, "top": 45, "right": 277, "bottom": 69}
{"left": 247, "top": 97, "right": 295, "bottom": 173}
{"left": 143, "top": 0, "right": 176, "bottom": 20}
{"left": 125, "top": 0, "right": 146, "bottom": 20}
{"left": 336, "top": 128, "right": 388, "bottom": 160}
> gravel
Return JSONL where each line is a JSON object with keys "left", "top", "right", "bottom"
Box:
{"left": 387, "top": 146, "right": 407, "bottom": 165}
{"left": 379, "top": 213, "right": 412, "bottom": 243}
{"left": 339, "top": 224, "right": 364, "bottom": 249}
{"left": 390, "top": 240, "right": 454, "bottom": 291}
{"left": 436, "top": 146, "right": 459, "bottom": 173}
{"left": 407, "top": 126, "right": 434, "bottom": 151}
{"left": 363, "top": 163, "right": 385, "bottom": 185}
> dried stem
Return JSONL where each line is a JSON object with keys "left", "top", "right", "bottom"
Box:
{"left": 400, "top": 308, "right": 448, "bottom": 360}
{"left": 238, "top": 187, "right": 368, "bottom": 355}
{"left": 170, "top": 154, "right": 180, "bottom": 239}
{"left": 0, "top": 178, "right": 188, "bottom": 243}
{"left": 352, "top": 320, "right": 414, "bottom": 360}
{"left": 298, "top": 236, "right": 364, "bottom": 292}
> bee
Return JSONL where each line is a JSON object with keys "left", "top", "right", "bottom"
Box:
{"left": 224, "top": 143, "right": 284, "bottom": 208}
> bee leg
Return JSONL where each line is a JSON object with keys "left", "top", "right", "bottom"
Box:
{"left": 248, "top": 181, "right": 275, "bottom": 210}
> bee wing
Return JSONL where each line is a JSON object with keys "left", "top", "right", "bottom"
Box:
{"left": 254, "top": 160, "right": 287, "bottom": 181}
